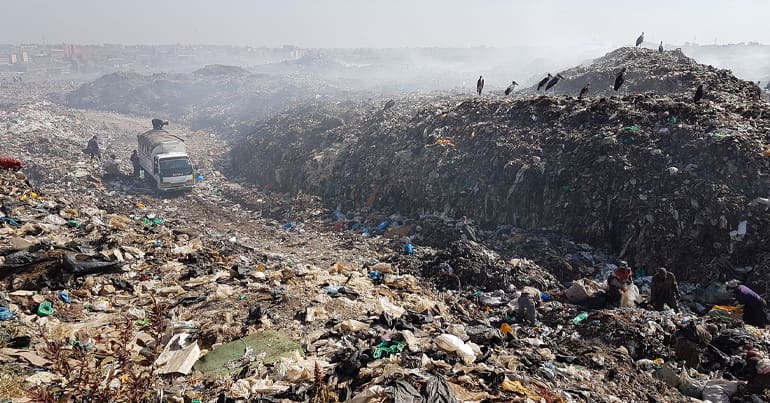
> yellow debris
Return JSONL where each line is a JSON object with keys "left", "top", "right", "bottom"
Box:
{"left": 501, "top": 380, "right": 541, "bottom": 400}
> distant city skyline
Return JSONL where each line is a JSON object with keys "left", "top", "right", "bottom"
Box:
{"left": 3, "top": 0, "right": 770, "bottom": 48}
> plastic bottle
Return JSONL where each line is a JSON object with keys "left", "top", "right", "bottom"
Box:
{"left": 571, "top": 312, "right": 589, "bottom": 324}
{"left": 324, "top": 285, "right": 341, "bottom": 295}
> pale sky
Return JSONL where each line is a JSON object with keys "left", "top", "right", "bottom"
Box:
{"left": 4, "top": 0, "right": 770, "bottom": 48}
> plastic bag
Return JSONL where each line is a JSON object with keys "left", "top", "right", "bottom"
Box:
{"left": 654, "top": 363, "right": 680, "bottom": 387}
{"left": 425, "top": 375, "right": 459, "bottom": 403}
{"left": 678, "top": 368, "right": 706, "bottom": 398}
{"left": 620, "top": 283, "right": 641, "bottom": 307}
{"left": 565, "top": 279, "right": 601, "bottom": 303}
{"left": 701, "top": 379, "right": 739, "bottom": 403}
{"left": 435, "top": 334, "right": 476, "bottom": 365}
{"left": 386, "top": 379, "right": 423, "bottom": 403}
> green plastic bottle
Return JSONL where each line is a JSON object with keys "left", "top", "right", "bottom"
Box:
{"left": 571, "top": 312, "right": 588, "bottom": 324}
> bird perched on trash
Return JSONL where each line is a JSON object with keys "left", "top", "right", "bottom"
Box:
{"left": 476, "top": 76, "right": 485, "bottom": 95}
{"left": 614, "top": 68, "right": 627, "bottom": 91}
{"left": 693, "top": 84, "right": 704, "bottom": 103}
{"left": 578, "top": 83, "right": 590, "bottom": 99}
{"left": 545, "top": 74, "right": 565, "bottom": 92}
{"left": 504, "top": 81, "right": 519, "bottom": 95}
{"left": 383, "top": 99, "right": 395, "bottom": 111}
{"left": 636, "top": 32, "right": 644, "bottom": 47}
{"left": 151, "top": 118, "right": 169, "bottom": 130}
{"left": 537, "top": 73, "right": 552, "bottom": 91}
{"left": 658, "top": 41, "right": 664, "bottom": 53}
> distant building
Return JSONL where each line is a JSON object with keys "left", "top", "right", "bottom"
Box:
{"left": 63, "top": 44, "right": 77, "bottom": 57}
{"left": 21, "top": 51, "right": 29, "bottom": 63}
{"left": 9, "top": 54, "right": 17, "bottom": 64}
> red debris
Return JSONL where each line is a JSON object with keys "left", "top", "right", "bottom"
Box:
{"left": 0, "top": 157, "right": 23, "bottom": 170}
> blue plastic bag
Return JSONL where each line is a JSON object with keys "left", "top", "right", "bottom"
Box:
{"left": 0, "top": 307, "right": 14, "bottom": 321}
{"left": 404, "top": 243, "right": 415, "bottom": 255}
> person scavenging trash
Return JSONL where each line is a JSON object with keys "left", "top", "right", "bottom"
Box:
{"left": 103, "top": 154, "right": 121, "bottom": 177}
{"left": 650, "top": 267, "right": 679, "bottom": 312}
{"left": 727, "top": 280, "right": 768, "bottom": 328}
{"left": 517, "top": 286, "right": 542, "bottom": 325}
{"left": 86, "top": 135, "right": 100, "bottom": 161}
{"left": 130, "top": 150, "right": 141, "bottom": 178}
{"left": 606, "top": 261, "right": 633, "bottom": 307}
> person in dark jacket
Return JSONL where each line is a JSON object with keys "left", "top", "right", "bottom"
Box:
{"left": 86, "top": 136, "right": 100, "bottom": 161}
{"left": 650, "top": 267, "right": 679, "bottom": 311}
{"left": 130, "top": 150, "right": 141, "bottom": 178}
{"left": 727, "top": 280, "right": 768, "bottom": 327}
{"left": 517, "top": 286, "right": 542, "bottom": 325}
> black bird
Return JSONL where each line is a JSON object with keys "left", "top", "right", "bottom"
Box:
{"left": 383, "top": 99, "right": 395, "bottom": 111}
{"left": 151, "top": 118, "right": 169, "bottom": 130}
{"left": 504, "top": 80, "right": 519, "bottom": 95}
{"left": 537, "top": 73, "right": 552, "bottom": 91}
{"left": 636, "top": 32, "right": 644, "bottom": 47}
{"left": 578, "top": 83, "right": 590, "bottom": 99}
{"left": 476, "top": 76, "right": 485, "bottom": 95}
{"left": 613, "top": 68, "right": 627, "bottom": 91}
{"left": 658, "top": 41, "right": 664, "bottom": 53}
{"left": 545, "top": 74, "right": 565, "bottom": 92}
{"left": 693, "top": 84, "right": 704, "bottom": 103}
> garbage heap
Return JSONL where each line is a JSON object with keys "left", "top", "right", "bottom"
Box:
{"left": 4, "top": 151, "right": 770, "bottom": 402}
{"left": 4, "top": 92, "right": 770, "bottom": 402}
{"left": 64, "top": 70, "right": 350, "bottom": 134}
{"left": 529, "top": 47, "right": 765, "bottom": 102}
{"left": 0, "top": 164, "right": 754, "bottom": 403}
{"left": 231, "top": 47, "right": 770, "bottom": 286}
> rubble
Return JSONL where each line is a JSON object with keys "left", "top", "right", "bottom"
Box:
{"left": 1, "top": 47, "right": 770, "bottom": 402}
{"left": 64, "top": 70, "right": 352, "bottom": 134}
{"left": 537, "top": 47, "right": 765, "bottom": 102}
{"left": 231, "top": 47, "right": 770, "bottom": 290}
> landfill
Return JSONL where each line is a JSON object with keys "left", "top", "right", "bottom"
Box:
{"left": 64, "top": 69, "right": 353, "bottom": 136}
{"left": 1, "top": 46, "right": 770, "bottom": 403}
{"left": 232, "top": 47, "right": 770, "bottom": 288}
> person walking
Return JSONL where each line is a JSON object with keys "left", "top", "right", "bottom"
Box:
{"left": 86, "top": 136, "right": 101, "bottom": 161}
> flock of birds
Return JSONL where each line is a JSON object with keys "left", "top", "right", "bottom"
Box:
{"left": 474, "top": 32, "right": 706, "bottom": 104}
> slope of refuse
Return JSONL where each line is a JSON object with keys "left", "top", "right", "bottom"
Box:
{"left": 530, "top": 47, "right": 765, "bottom": 100}
{"left": 232, "top": 48, "right": 770, "bottom": 287}
{"left": 4, "top": 67, "right": 770, "bottom": 402}
{"left": 64, "top": 70, "right": 353, "bottom": 134}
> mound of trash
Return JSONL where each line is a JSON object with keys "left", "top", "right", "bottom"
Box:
{"left": 532, "top": 47, "right": 764, "bottom": 101}
{"left": 65, "top": 71, "right": 347, "bottom": 133}
{"left": 232, "top": 48, "right": 770, "bottom": 285}
{"left": 6, "top": 86, "right": 770, "bottom": 403}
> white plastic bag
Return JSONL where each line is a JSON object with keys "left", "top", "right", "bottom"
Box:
{"left": 435, "top": 334, "right": 476, "bottom": 365}
{"left": 701, "top": 379, "right": 739, "bottom": 403}
{"left": 620, "top": 284, "right": 641, "bottom": 307}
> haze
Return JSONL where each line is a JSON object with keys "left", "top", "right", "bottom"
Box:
{"left": 4, "top": 0, "right": 770, "bottom": 47}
